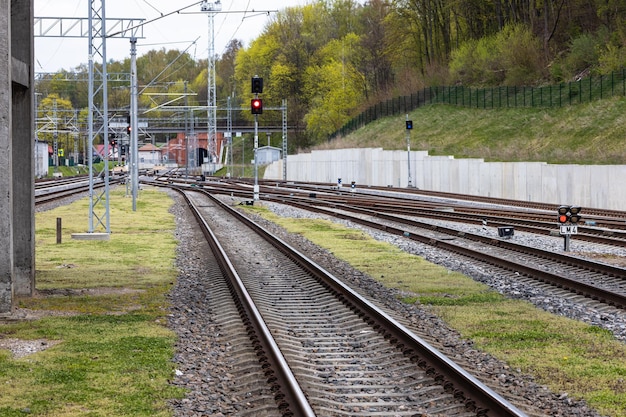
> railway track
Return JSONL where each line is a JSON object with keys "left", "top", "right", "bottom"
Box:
{"left": 279, "top": 199, "right": 626, "bottom": 308}
{"left": 151, "top": 178, "right": 626, "bottom": 310}
{"left": 161, "top": 177, "right": 626, "bottom": 246}
{"left": 172, "top": 185, "right": 531, "bottom": 417}
{"left": 254, "top": 179, "right": 626, "bottom": 223}
{"left": 250, "top": 180, "right": 626, "bottom": 242}
{"left": 35, "top": 175, "right": 125, "bottom": 206}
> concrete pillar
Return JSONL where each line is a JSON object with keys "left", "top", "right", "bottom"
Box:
{"left": 0, "top": 0, "right": 34, "bottom": 315}
{"left": 10, "top": 0, "right": 35, "bottom": 297}
{"left": 0, "top": 0, "right": 14, "bottom": 315}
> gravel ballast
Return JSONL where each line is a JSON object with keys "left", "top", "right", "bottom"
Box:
{"left": 168, "top": 194, "right": 622, "bottom": 416}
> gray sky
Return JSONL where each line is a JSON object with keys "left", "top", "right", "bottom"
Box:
{"left": 35, "top": 0, "right": 313, "bottom": 73}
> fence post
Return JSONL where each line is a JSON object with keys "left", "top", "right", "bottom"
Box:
{"left": 505, "top": 86, "right": 508, "bottom": 107}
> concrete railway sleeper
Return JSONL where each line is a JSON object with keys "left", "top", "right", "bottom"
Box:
{"left": 167, "top": 183, "right": 528, "bottom": 417}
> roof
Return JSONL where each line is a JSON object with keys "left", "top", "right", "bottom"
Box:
{"left": 138, "top": 144, "right": 161, "bottom": 152}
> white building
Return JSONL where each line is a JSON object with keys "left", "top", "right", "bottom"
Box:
{"left": 138, "top": 144, "right": 162, "bottom": 168}
{"left": 34, "top": 141, "right": 49, "bottom": 178}
{"left": 256, "top": 146, "right": 281, "bottom": 165}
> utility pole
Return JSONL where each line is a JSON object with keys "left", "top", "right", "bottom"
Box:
{"left": 227, "top": 96, "right": 233, "bottom": 178}
{"left": 130, "top": 37, "right": 139, "bottom": 211}
{"left": 282, "top": 99, "right": 288, "bottom": 181}
{"left": 405, "top": 114, "right": 413, "bottom": 188}
{"left": 254, "top": 110, "right": 259, "bottom": 200}
{"left": 52, "top": 99, "right": 58, "bottom": 173}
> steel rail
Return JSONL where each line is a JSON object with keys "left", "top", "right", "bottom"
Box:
{"left": 184, "top": 186, "right": 529, "bottom": 417}
{"left": 149, "top": 178, "right": 626, "bottom": 245}
{"left": 35, "top": 177, "right": 125, "bottom": 206}
{"left": 146, "top": 178, "right": 626, "bottom": 306}
{"left": 272, "top": 198, "right": 626, "bottom": 309}
{"left": 227, "top": 178, "right": 626, "bottom": 231}
{"left": 277, "top": 196, "right": 626, "bottom": 279}
{"left": 174, "top": 187, "right": 316, "bottom": 417}
{"left": 256, "top": 179, "right": 626, "bottom": 220}
{"left": 271, "top": 192, "right": 626, "bottom": 247}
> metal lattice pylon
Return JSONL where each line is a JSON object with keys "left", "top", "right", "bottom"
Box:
{"left": 201, "top": 1, "right": 221, "bottom": 174}
{"left": 87, "top": 0, "right": 111, "bottom": 233}
{"left": 35, "top": 11, "right": 145, "bottom": 233}
{"left": 85, "top": 1, "right": 143, "bottom": 233}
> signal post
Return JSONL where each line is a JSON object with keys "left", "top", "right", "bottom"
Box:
{"left": 405, "top": 115, "right": 413, "bottom": 187}
{"left": 251, "top": 76, "right": 263, "bottom": 201}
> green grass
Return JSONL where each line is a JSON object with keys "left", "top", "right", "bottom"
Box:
{"left": 45, "top": 161, "right": 116, "bottom": 178}
{"left": 0, "top": 187, "right": 184, "bottom": 417}
{"left": 320, "top": 96, "right": 626, "bottom": 165}
{"left": 245, "top": 203, "right": 626, "bottom": 417}
{"left": 6, "top": 181, "right": 626, "bottom": 416}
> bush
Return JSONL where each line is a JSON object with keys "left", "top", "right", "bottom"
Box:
{"left": 495, "top": 24, "right": 545, "bottom": 85}
{"left": 564, "top": 33, "right": 599, "bottom": 75}
{"left": 450, "top": 24, "right": 544, "bottom": 86}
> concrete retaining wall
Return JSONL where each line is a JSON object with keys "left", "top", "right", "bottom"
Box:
{"left": 263, "top": 148, "right": 626, "bottom": 210}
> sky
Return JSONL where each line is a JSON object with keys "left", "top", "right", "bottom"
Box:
{"left": 34, "top": 0, "right": 313, "bottom": 73}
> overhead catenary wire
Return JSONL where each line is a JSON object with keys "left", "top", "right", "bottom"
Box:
{"left": 139, "top": 36, "right": 201, "bottom": 95}
{"left": 107, "top": 1, "right": 205, "bottom": 38}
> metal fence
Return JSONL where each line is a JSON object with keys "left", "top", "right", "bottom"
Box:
{"left": 330, "top": 68, "right": 626, "bottom": 140}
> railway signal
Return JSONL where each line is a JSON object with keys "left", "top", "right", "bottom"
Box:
{"left": 405, "top": 115, "right": 413, "bottom": 187}
{"left": 251, "top": 98, "right": 263, "bottom": 114}
{"left": 557, "top": 205, "right": 570, "bottom": 224}
{"left": 557, "top": 205, "right": 582, "bottom": 251}
{"left": 250, "top": 76, "right": 264, "bottom": 201}
{"left": 569, "top": 206, "right": 582, "bottom": 223}
{"left": 126, "top": 115, "right": 131, "bottom": 135}
{"left": 251, "top": 76, "right": 263, "bottom": 94}
{"left": 557, "top": 205, "right": 582, "bottom": 225}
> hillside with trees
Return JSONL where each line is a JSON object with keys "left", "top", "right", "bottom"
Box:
{"left": 36, "top": 0, "right": 626, "bottom": 153}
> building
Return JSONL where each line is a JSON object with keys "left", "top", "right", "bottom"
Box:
{"left": 138, "top": 143, "right": 162, "bottom": 167}
{"left": 34, "top": 141, "right": 49, "bottom": 178}
{"left": 256, "top": 145, "right": 282, "bottom": 165}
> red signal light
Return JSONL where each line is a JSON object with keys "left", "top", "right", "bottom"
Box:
{"left": 556, "top": 205, "right": 583, "bottom": 224}
{"left": 251, "top": 98, "right": 263, "bottom": 114}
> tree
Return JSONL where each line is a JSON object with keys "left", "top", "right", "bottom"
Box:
{"left": 357, "top": 0, "right": 393, "bottom": 98}
{"left": 36, "top": 94, "right": 81, "bottom": 161}
{"left": 304, "top": 34, "right": 364, "bottom": 139}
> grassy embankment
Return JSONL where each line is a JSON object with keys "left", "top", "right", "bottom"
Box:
{"left": 321, "top": 96, "right": 626, "bottom": 165}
